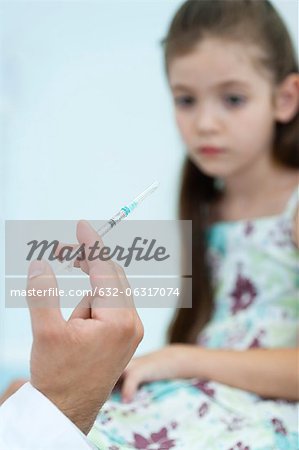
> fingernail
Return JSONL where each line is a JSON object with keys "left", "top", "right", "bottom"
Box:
{"left": 28, "top": 260, "right": 46, "bottom": 279}
{"left": 122, "top": 396, "right": 130, "bottom": 403}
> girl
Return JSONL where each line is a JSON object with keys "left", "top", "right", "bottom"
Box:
{"left": 88, "top": 1, "right": 299, "bottom": 449}
{"left": 1, "top": 1, "right": 298, "bottom": 448}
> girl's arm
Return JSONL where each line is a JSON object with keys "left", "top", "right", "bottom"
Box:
{"left": 189, "top": 346, "right": 299, "bottom": 401}
{"left": 120, "top": 345, "right": 298, "bottom": 402}
{"left": 121, "top": 209, "right": 299, "bottom": 403}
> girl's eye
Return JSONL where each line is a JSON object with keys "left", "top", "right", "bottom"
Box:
{"left": 224, "top": 94, "right": 246, "bottom": 107}
{"left": 174, "top": 96, "right": 195, "bottom": 108}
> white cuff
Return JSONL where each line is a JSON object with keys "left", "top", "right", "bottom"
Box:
{"left": 0, "top": 382, "right": 97, "bottom": 450}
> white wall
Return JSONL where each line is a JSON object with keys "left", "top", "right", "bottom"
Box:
{"left": 1, "top": 0, "right": 297, "bottom": 391}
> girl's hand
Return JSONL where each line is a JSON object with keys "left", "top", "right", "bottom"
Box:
{"left": 120, "top": 344, "right": 201, "bottom": 402}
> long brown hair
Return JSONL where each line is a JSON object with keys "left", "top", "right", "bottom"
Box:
{"left": 163, "top": 0, "right": 299, "bottom": 344}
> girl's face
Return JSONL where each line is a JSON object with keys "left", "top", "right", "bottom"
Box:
{"left": 168, "top": 38, "right": 278, "bottom": 179}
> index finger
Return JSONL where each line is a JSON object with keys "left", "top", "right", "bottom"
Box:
{"left": 76, "top": 221, "right": 134, "bottom": 310}
{"left": 76, "top": 220, "right": 113, "bottom": 273}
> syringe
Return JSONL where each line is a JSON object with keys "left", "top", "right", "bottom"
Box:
{"left": 97, "top": 180, "right": 159, "bottom": 237}
{"left": 59, "top": 181, "right": 159, "bottom": 272}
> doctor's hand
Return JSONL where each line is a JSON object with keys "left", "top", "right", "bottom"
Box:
{"left": 27, "top": 220, "right": 144, "bottom": 435}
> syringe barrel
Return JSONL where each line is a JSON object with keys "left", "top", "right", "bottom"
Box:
{"left": 98, "top": 209, "right": 127, "bottom": 237}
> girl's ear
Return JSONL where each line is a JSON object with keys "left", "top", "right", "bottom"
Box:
{"left": 274, "top": 73, "right": 299, "bottom": 123}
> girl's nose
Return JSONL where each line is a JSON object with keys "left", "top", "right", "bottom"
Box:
{"left": 195, "top": 106, "right": 220, "bottom": 134}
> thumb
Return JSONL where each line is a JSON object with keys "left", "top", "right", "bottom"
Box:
{"left": 27, "top": 260, "right": 64, "bottom": 336}
{"left": 76, "top": 220, "right": 104, "bottom": 249}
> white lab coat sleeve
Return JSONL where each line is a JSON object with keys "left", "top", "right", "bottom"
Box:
{"left": 0, "top": 382, "right": 98, "bottom": 450}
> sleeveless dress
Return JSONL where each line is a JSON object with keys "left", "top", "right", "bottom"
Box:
{"left": 88, "top": 187, "right": 299, "bottom": 450}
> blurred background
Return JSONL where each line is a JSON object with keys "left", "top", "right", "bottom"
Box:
{"left": 0, "top": 0, "right": 298, "bottom": 392}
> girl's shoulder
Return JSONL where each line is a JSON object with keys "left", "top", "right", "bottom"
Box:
{"left": 281, "top": 172, "right": 299, "bottom": 224}
{"left": 286, "top": 175, "right": 299, "bottom": 246}
{"left": 293, "top": 205, "right": 299, "bottom": 247}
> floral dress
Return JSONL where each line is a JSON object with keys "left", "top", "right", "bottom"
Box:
{"left": 89, "top": 187, "right": 299, "bottom": 450}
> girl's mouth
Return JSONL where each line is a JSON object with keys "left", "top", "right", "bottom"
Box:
{"left": 198, "top": 146, "right": 225, "bottom": 156}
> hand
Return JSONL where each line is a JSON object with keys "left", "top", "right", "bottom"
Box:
{"left": 0, "top": 379, "right": 27, "bottom": 406}
{"left": 27, "top": 220, "right": 144, "bottom": 434}
{"left": 120, "top": 344, "right": 201, "bottom": 402}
